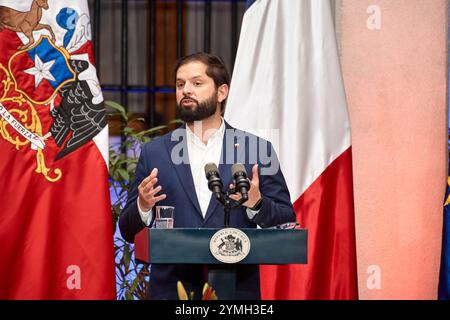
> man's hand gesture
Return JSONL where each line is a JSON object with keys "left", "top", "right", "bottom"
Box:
{"left": 229, "top": 164, "right": 262, "bottom": 208}
{"left": 138, "top": 168, "right": 167, "bottom": 211}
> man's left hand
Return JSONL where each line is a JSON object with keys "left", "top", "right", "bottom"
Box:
{"left": 229, "top": 164, "right": 262, "bottom": 208}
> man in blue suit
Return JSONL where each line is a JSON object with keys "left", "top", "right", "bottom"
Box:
{"left": 119, "top": 52, "right": 296, "bottom": 300}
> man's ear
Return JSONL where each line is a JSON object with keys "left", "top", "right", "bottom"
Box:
{"left": 217, "top": 84, "right": 229, "bottom": 103}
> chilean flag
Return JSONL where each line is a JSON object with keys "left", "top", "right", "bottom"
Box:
{"left": 9, "top": 36, "right": 75, "bottom": 104}
{"left": 225, "top": 0, "right": 358, "bottom": 299}
{"left": 0, "top": 0, "right": 115, "bottom": 299}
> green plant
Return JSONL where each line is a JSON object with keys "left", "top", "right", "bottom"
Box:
{"left": 106, "top": 100, "right": 176, "bottom": 300}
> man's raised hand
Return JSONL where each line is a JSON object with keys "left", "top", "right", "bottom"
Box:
{"left": 138, "top": 168, "right": 167, "bottom": 212}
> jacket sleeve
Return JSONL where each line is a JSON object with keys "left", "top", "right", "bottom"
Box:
{"left": 251, "top": 141, "right": 297, "bottom": 228}
{"left": 119, "top": 146, "right": 150, "bottom": 243}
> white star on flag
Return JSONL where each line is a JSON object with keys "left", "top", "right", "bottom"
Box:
{"left": 23, "top": 55, "right": 56, "bottom": 88}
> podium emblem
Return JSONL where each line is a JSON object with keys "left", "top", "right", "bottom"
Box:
{"left": 210, "top": 228, "right": 250, "bottom": 264}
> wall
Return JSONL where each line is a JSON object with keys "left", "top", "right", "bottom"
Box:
{"left": 338, "top": 0, "right": 448, "bottom": 299}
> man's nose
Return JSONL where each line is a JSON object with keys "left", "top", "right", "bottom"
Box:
{"left": 182, "top": 83, "right": 193, "bottom": 96}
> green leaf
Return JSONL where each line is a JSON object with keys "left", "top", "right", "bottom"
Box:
{"left": 110, "top": 168, "right": 119, "bottom": 181}
{"left": 105, "top": 100, "right": 128, "bottom": 121}
{"left": 139, "top": 125, "right": 166, "bottom": 136}
{"left": 123, "top": 245, "right": 131, "bottom": 272}
{"left": 125, "top": 291, "right": 134, "bottom": 300}
{"left": 123, "top": 127, "right": 134, "bottom": 135}
{"left": 130, "top": 277, "right": 139, "bottom": 292}
{"left": 118, "top": 168, "right": 130, "bottom": 182}
{"left": 169, "top": 119, "right": 184, "bottom": 125}
{"left": 142, "top": 137, "right": 151, "bottom": 144}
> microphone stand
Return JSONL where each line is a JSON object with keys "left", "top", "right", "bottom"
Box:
{"left": 214, "top": 188, "right": 248, "bottom": 228}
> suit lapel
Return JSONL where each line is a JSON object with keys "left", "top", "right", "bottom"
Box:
{"left": 164, "top": 126, "right": 202, "bottom": 216}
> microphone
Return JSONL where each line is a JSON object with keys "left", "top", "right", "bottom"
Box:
{"left": 204, "top": 163, "right": 223, "bottom": 199}
{"left": 231, "top": 163, "right": 250, "bottom": 201}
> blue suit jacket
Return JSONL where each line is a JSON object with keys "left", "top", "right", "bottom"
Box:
{"left": 119, "top": 122, "right": 295, "bottom": 299}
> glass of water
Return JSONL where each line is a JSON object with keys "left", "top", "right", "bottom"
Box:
{"left": 154, "top": 206, "right": 174, "bottom": 229}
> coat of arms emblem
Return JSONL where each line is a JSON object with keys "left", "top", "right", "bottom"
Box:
{"left": 209, "top": 228, "right": 251, "bottom": 264}
{"left": 0, "top": 1, "right": 106, "bottom": 182}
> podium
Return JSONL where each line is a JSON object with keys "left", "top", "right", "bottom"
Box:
{"left": 135, "top": 228, "right": 307, "bottom": 299}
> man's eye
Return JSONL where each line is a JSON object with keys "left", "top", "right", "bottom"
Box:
{"left": 176, "top": 83, "right": 184, "bottom": 89}
{"left": 194, "top": 82, "right": 202, "bottom": 86}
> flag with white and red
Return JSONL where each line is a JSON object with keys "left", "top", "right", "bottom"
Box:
{"left": 225, "top": 0, "right": 358, "bottom": 299}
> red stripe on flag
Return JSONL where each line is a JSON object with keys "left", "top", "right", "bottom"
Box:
{"left": 260, "top": 147, "right": 358, "bottom": 300}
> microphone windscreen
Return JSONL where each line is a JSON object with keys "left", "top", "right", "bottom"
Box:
{"left": 231, "top": 163, "right": 247, "bottom": 177}
{"left": 204, "top": 163, "right": 219, "bottom": 176}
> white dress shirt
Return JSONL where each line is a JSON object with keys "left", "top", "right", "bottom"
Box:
{"left": 137, "top": 119, "right": 259, "bottom": 226}
{"left": 186, "top": 120, "right": 225, "bottom": 217}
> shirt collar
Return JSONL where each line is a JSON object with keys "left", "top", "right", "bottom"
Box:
{"left": 186, "top": 118, "right": 225, "bottom": 146}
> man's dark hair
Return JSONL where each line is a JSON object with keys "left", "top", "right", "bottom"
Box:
{"left": 174, "top": 52, "right": 231, "bottom": 115}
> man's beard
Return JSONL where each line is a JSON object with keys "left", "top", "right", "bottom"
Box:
{"left": 176, "top": 93, "right": 218, "bottom": 123}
